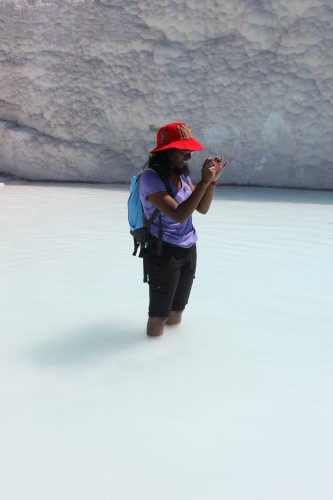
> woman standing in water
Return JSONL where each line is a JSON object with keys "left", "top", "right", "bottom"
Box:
{"left": 139, "top": 122, "right": 228, "bottom": 337}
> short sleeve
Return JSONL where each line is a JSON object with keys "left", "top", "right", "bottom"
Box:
{"left": 139, "top": 170, "right": 167, "bottom": 200}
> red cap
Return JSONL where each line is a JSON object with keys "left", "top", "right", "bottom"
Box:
{"left": 150, "top": 122, "right": 204, "bottom": 153}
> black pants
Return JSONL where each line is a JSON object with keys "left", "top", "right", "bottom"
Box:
{"left": 145, "top": 241, "right": 197, "bottom": 317}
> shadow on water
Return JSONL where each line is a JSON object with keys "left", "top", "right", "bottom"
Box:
{"left": 29, "top": 322, "right": 147, "bottom": 367}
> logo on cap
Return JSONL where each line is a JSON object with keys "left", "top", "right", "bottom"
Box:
{"left": 160, "top": 128, "right": 168, "bottom": 144}
{"left": 177, "top": 123, "right": 193, "bottom": 140}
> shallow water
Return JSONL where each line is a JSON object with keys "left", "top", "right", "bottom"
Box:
{"left": 1, "top": 182, "right": 333, "bottom": 500}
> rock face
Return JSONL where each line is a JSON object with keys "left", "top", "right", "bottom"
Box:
{"left": 0, "top": 0, "right": 332, "bottom": 188}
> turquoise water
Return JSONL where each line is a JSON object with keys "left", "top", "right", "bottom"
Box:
{"left": 1, "top": 182, "right": 333, "bottom": 500}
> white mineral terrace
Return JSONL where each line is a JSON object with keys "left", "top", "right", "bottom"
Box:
{"left": 0, "top": 182, "right": 332, "bottom": 500}
{"left": 0, "top": 0, "right": 333, "bottom": 188}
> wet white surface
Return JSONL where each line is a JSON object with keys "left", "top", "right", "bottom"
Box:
{"left": 1, "top": 183, "right": 333, "bottom": 500}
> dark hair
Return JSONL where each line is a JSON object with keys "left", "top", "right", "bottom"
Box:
{"left": 148, "top": 150, "right": 190, "bottom": 179}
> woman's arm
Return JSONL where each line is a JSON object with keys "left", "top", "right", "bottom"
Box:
{"left": 147, "top": 158, "right": 216, "bottom": 223}
{"left": 195, "top": 182, "right": 215, "bottom": 214}
{"left": 148, "top": 157, "right": 229, "bottom": 222}
{"left": 148, "top": 179, "right": 212, "bottom": 223}
{"left": 195, "top": 157, "right": 229, "bottom": 214}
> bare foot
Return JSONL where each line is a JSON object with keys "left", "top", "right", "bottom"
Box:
{"left": 146, "top": 317, "right": 167, "bottom": 337}
{"left": 165, "top": 311, "right": 182, "bottom": 326}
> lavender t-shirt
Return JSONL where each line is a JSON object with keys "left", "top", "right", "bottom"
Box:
{"left": 139, "top": 170, "right": 198, "bottom": 248}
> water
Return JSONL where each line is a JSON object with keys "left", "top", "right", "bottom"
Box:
{"left": 1, "top": 182, "right": 333, "bottom": 500}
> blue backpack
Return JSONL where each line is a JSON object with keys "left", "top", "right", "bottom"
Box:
{"left": 128, "top": 168, "right": 170, "bottom": 280}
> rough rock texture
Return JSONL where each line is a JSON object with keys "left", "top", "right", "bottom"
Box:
{"left": 0, "top": 0, "right": 332, "bottom": 188}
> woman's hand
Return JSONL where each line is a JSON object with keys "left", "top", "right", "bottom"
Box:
{"left": 211, "top": 157, "right": 229, "bottom": 182}
{"left": 201, "top": 157, "right": 229, "bottom": 183}
{"left": 201, "top": 158, "right": 218, "bottom": 182}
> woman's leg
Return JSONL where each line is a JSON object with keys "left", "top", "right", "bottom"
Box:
{"left": 169, "top": 244, "right": 196, "bottom": 323}
{"left": 145, "top": 244, "right": 196, "bottom": 335}
{"left": 145, "top": 246, "right": 181, "bottom": 336}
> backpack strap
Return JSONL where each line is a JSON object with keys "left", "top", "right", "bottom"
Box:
{"left": 136, "top": 207, "right": 159, "bottom": 258}
{"left": 138, "top": 166, "right": 173, "bottom": 282}
{"left": 132, "top": 237, "right": 140, "bottom": 257}
{"left": 141, "top": 166, "right": 171, "bottom": 255}
{"left": 146, "top": 206, "right": 160, "bottom": 228}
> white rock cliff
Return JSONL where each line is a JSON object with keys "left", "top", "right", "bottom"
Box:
{"left": 0, "top": 0, "right": 332, "bottom": 188}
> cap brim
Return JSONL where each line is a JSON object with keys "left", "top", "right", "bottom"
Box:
{"left": 150, "top": 138, "right": 204, "bottom": 154}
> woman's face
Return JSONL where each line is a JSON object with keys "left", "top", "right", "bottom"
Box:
{"left": 167, "top": 149, "right": 192, "bottom": 168}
